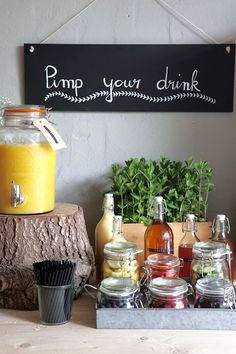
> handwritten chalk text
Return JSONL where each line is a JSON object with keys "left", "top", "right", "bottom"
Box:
{"left": 45, "top": 65, "right": 83, "bottom": 97}
{"left": 156, "top": 66, "right": 201, "bottom": 92}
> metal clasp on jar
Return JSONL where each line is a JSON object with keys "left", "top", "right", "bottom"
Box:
{"left": 223, "top": 285, "right": 236, "bottom": 308}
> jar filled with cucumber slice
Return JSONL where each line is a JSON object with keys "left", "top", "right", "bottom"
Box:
{"left": 190, "top": 241, "right": 230, "bottom": 288}
{"left": 103, "top": 241, "right": 142, "bottom": 283}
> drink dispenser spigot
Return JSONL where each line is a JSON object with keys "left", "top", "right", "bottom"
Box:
{"left": 11, "top": 181, "right": 24, "bottom": 208}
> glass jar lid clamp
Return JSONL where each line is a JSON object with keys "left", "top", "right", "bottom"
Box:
{"left": 148, "top": 277, "right": 192, "bottom": 297}
{"left": 196, "top": 278, "right": 235, "bottom": 304}
{"left": 2, "top": 105, "right": 66, "bottom": 150}
{"left": 193, "top": 241, "right": 231, "bottom": 259}
{"left": 104, "top": 241, "right": 143, "bottom": 257}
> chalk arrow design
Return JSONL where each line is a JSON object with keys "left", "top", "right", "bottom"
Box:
{"left": 44, "top": 90, "right": 216, "bottom": 105}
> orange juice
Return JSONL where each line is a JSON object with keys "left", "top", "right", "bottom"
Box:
{"left": 0, "top": 143, "right": 56, "bottom": 214}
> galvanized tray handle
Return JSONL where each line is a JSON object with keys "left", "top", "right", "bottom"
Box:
{"left": 84, "top": 284, "right": 97, "bottom": 299}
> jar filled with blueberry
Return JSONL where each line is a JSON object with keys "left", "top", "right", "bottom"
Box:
{"left": 97, "top": 277, "right": 142, "bottom": 309}
{"left": 191, "top": 241, "right": 230, "bottom": 288}
{"left": 194, "top": 278, "right": 236, "bottom": 309}
{"left": 147, "top": 277, "right": 191, "bottom": 309}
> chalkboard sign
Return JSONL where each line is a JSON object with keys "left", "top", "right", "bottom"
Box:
{"left": 24, "top": 44, "right": 235, "bottom": 112}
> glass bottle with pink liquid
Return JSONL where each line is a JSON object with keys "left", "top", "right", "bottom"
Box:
{"left": 144, "top": 196, "right": 174, "bottom": 260}
{"left": 178, "top": 214, "right": 200, "bottom": 280}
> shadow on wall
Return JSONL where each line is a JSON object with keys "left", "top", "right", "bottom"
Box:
{"left": 17, "top": 46, "right": 24, "bottom": 102}
{"left": 57, "top": 176, "right": 112, "bottom": 248}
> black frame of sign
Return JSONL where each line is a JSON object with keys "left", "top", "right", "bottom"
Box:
{"left": 24, "top": 44, "right": 235, "bottom": 112}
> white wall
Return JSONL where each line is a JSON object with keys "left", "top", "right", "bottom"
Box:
{"left": 1, "top": 0, "right": 236, "bottom": 245}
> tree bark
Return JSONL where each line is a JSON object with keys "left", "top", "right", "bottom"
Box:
{"left": 0, "top": 203, "right": 95, "bottom": 310}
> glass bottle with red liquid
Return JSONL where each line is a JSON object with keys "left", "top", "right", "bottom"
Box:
{"left": 211, "top": 214, "right": 234, "bottom": 281}
{"left": 144, "top": 196, "right": 174, "bottom": 260}
{"left": 179, "top": 214, "right": 200, "bottom": 280}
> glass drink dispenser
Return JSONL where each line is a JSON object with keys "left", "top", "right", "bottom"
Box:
{"left": 0, "top": 105, "right": 61, "bottom": 214}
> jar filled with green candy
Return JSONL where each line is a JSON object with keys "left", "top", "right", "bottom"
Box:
{"left": 190, "top": 241, "right": 230, "bottom": 287}
{"left": 103, "top": 241, "right": 142, "bottom": 283}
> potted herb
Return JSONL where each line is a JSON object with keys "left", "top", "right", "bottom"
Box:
{"left": 110, "top": 157, "right": 214, "bottom": 263}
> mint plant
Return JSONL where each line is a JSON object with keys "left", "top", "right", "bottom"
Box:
{"left": 110, "top": 157, "right": 214, "bottom": 224}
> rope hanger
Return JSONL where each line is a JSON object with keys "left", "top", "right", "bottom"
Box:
{"left": 154, "top": 0, "right": 219, "bottom": 44}
{"left": 40, "top": 0, "right": 97, "bottom": 43}
{"left": 40, "top": 0, "right": 229, "bottom": 44}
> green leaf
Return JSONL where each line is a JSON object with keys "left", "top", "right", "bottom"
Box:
{"left": 109, "top": 156, "right": 214, "bottom": 223}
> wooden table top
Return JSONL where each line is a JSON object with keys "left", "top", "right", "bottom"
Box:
{"left": 0, "top": 292, "right": 236, "bottom": 354}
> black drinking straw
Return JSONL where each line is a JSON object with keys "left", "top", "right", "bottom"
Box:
{"left": 33, "top": 260, "right": 76, "bottom": 324}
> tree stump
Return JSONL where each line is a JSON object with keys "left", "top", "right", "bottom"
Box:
{"left": 0, "top": 203, "right": 95, "bottom": 310}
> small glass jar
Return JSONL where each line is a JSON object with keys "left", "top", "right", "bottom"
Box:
{"left": 191, "top": 241, "right": 230, "bottom": 287}
{"left": 103, "top": 241, "right": 141, "bottom": 282}
{"left": 148, "top": 277, "right": 191, "bottom": 309}
{"left": 194, "top": 278, "right": 236, "bottom": 309}
{"left": 144, "top": 254, "right": 183, "bottom": 280}
{"left": 0, "top": 105, "right": 56, "bottom": 214}
{"left": 97, "top": 277, "right": 142, "bottom": 309}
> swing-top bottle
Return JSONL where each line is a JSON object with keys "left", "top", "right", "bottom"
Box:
{"left": 211, "top": 214, "right": 234, "bottom": 281}
{"left": 178, "top": 214, "right": 200, "bottom": 279}
{"left": 95, "top": 193, "right": 114, "bottom": 284}
{"left": 144, "top": 196, "right": 174, "bottom": 260}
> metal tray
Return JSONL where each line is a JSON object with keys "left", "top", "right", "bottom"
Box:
{"left": 96, "top": 307, "right": 236, "bottom": 330}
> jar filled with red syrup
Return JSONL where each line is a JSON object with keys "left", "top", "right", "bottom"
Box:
{"left": 144, "top": 254, "right": 183, "bottom": 280}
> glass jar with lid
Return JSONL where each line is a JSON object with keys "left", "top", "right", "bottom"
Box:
{"left": 194, "top": 278, "right": 236, "bottom": 309}
{"left": 103, "top": 241, "right": 142, "bottom": 283}
{"left": 148, "top": 277, "right": 191, "bottom": 309}
{"left": 190, "top": 241, "right": 230, "bottom": 287}
{"left": 144, "top": 254, "right": 183, "bottom": 280}
{"left": 0, "top": 105, "right": 61, "bottom": 214}
{"left": 97, "top": 277, "right": 142, "bottom": 309}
